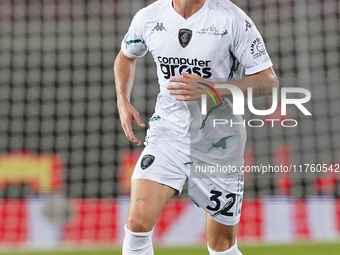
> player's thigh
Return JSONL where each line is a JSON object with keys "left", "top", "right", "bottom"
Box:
{"left": 127, "top": 179, "right": 176, "bottom": 232}
{"left": 127, "top": 132, "right": 189, "bottom": 232}
{"left": 206, "top": 213, "right": 238, "bottom": 251}
{"left": 131, "top": 133, "right": 188, "bottom": 194}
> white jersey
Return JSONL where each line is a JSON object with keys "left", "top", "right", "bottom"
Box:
{"left": 121, "top": 0, "right": 272, "bottom": 159}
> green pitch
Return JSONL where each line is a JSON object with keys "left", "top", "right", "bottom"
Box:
{"left": 1, "top": 242, "right": 340, "bottom": 255}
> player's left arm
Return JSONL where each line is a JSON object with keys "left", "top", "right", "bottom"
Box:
{"left": 218, "top": 66, "right": 279, "bottom": 98}
{"left": 167, "top": 67, "right": 278, "bottom": 101}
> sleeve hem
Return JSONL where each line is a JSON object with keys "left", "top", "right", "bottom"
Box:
{"left": 245, "top": 61, "right": 273, "bottom": 75}
{"left": 121, "top": 46, "right": 138, "bottom": 59}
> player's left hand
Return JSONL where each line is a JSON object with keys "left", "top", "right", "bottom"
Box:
{"left": 167, "top": 72, "right": 209, "bottom": 101}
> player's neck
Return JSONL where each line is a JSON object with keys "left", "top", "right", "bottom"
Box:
{"left": 172, "top": 0, "right": 206, "bottom": 20}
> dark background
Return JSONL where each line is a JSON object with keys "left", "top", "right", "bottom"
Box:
{"left": 0, "top": 0, "right": 339, "bottom": 198}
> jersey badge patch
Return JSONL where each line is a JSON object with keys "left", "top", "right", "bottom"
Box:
{"left": 197, "top": 24, "right": 226, "bottom": 37}
{"left": 178, "top": 29, "right": 192, "bottom": 48}
{"left": 141, "top": 154, "right": 155, "bottom": 170}
{"left": 250, "top": 38, "right": 267, "bottom": 59}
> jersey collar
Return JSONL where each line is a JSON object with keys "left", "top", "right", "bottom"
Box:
{"left": 168, "top": 0, "right": 211, "bottom": 22}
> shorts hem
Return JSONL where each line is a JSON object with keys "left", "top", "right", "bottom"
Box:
{"left": 131, "top": 176, "right": 184, "bottom": 196}
{"left": 211, "top": 216, "right": 240, "bottom": 226}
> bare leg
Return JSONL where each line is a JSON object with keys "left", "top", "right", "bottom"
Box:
{"left": 127, "top": 179, "right": 176, "bottom": 232}
{"left": 206, "top": 213, "right": 239, "bottom": 252}
{"left": 122, "top": 179, "right": 176, "bottom": 255}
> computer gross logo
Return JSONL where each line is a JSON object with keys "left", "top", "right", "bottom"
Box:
{"left": 158, "top": 56, "right": 212, "bottom": 79}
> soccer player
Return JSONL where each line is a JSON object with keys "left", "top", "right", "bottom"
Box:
{"left": 114, "top": 0, "right": 278, "bottom": 254}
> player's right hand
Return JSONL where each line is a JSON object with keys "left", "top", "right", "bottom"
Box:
{"left": 117, "top": 100, "right": 146, "bottom": 145}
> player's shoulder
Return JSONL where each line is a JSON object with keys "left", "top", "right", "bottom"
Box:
{"left": 208, "top": 0, "right": 249, "bottom": 21}
{"left": 134, "top": 0, "right": 168, "bottom": 21}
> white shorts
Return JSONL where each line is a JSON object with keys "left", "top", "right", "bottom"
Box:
{"left": 131, "top": 134, "right": 244, "bottom": 226}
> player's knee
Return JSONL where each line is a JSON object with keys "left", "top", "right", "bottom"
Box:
{"left": 126, "top": 215, "right": 153, "bottom": 233}
{"left": 208, "top": 233, "right": 236, "bottom": 252}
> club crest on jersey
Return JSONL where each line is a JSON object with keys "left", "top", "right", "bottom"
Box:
{"left": 140, "top": 154, "right": 155, "bottom": 170}
{"left": 178, "top": 29, "right": 192, "bottom": 48}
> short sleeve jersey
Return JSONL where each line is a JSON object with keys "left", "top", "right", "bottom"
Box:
{"left": 121, "top": 0, "right": 273, "bottom": 145}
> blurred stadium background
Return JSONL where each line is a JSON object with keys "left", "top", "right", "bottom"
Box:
{"left": 0, "top": 0, "right": 339, "bottom": 253}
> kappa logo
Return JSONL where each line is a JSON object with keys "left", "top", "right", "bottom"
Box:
{"left": 178, "top": 28, "right": 192, "bottom": 48}
{"left": 152, "top": 22, "right": 167, "bottom": 32}
{"left": 140, "top": 154, "right": 155, "bottom": 170}
{"left": 250, "top": 38, "right": 267, "bottom": 59}
{"left": 245, "top": 20, "right": 252, "bottom": 31}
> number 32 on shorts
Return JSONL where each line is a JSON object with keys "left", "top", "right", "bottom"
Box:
{"left": 206, "top": 190, "right": 237, "bottom": 217}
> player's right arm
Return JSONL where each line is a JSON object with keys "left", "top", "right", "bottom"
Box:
{"left": 115, "top": 9, "right": 148, "bottom": 145}
{"left": 114, "top": 51, "right": 146, "bottom": 146}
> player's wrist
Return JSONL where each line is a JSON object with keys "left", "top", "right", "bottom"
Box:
{"left": 215, "top": 86, "right": 232, "bottom": 98}
{"left": 117, "top": 96, "right": 131, "bottom": 105}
